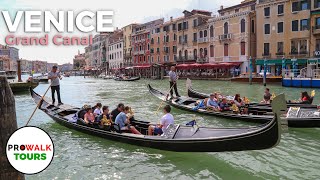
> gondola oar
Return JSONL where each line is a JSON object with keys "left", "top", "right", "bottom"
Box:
{"left": 155, "top": 77, "right": 179, "bottom": 115}
{"left": 25, "top": 84, "right": 51, "bottom": 126}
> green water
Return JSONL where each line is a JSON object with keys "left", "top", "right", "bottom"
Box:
{"left": 13, "top": 77, "right": 320, "bottom": 179}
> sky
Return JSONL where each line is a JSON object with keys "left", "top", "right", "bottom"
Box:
{"left": 0, "top": 0, "right": 242, "bottom": 64}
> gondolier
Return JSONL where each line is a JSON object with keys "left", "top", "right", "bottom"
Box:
{"left": 48, "top": 65, "right": 63, "bottom": 105}
{"left": 168, "top": 66, "right": 180, "bottom": 98}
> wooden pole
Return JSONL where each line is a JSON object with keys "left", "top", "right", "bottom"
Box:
{"left": 0, "top": 76, "right": 25, "bottom": 180}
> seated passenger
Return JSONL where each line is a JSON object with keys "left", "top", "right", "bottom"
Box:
{"left": 301, "top": 91, "right": 312, "bottom": 104}
{"left": 261, "top": 88, "right": 271, "bottom": 104}
{"left": 115, "top": 106, "right": 141, "bottom": 134}
{"left": 234, "top": 94, "right": 245, "bottom": 107}
{"left": 207, "top": 94, "right": 219, "bottom": 109}
{"left": 111, "top": 103, "right": 124, "bottom": 122}
{"left": 148, "top": 105, "right": 174, "bottom": 136}
{"left": 98, "top": 106, "right": 112, "bottom": 126}
{"left": 93, "top": 103, "right": 102, "bottom": 116}
{"left": 219, "top": 98, "right": 230, "bottom": 111}
{"left": 84, "top": 106, "right": 95, "bottom": 124}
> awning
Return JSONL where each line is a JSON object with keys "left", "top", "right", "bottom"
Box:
{"left": 256, "top": 59, "right": 309, "bottom": 65}
{"left": 176, "top": 62, "right": 242, "bottom": 70}
{"left": 133, "top": 65, "right": 151, "bottom": 69}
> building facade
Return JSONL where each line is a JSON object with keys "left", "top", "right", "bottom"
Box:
{"left": 132, "top": 19, "right": 164, "bottom": 65}
{"left": 256, "top": 0, "right": 311, "bottom": 75}
{"left": 209, "top": 0, "right": 256, "bottom": 73}
{"left": 0, "top": 56, "right": 11, "bottom": 71}
{"left": 311, "top": 0, "right": 320, "bottom": 59}
{"left": 73, "top": 52, "right": 86, "bottom": 70}
{"left": 32, "top": 60, "right": 47, "bottom": 73}
{"left": 123, "top": 24, "right": 139, "bottom": 67}
{"left": 19, "top": 59, "right": 33, "bottom": 72}
{"left": 108, "top": 30, "right": 124, "bottom": 69}
{"left": 176, "top": 10, "right": 212, "bottom": 64}
{"left": 0, "top": 45, "right": 19, "bottom": 70}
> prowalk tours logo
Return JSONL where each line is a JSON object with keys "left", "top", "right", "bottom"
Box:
{"left": 6, "top": 126, "right": 54, "bottom": 174}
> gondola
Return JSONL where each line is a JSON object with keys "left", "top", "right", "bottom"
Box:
{"left": 31, "top": 88, "right": 282, "bottom": 152}
{"left": 186, "top": 79, "right": 316, "bottom": 109}
{"left": 113, "top": 76, "right": 140, "bottom": 81}
{"left": 148, "top": 85, "right": 320, "bottom": 128}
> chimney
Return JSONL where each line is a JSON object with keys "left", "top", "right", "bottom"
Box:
{"left": 170, "top": 16, "right": 173, "bottom": 22}
{"left": 220, "top": 5, "right": 224, "bottom": 10}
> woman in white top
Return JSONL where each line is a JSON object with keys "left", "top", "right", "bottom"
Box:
{"left": 93, "top": 103, "right": 102, "bottom": 116}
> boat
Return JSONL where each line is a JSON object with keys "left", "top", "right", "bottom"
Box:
{"left": 5, "top": 71, "right": 17, "bottom": 79}
{"left": 30, "top": 88, "right": 283, "bottom": 152}
{"left": 114, "top": 76, "right": 140, "bottom": 81}
{"left": 33, "top": 74, "right": 49, "bottom": 83}
{"left": 186, "top": 79, "right": 316, "bottom": 109}
{"left": 10, "top": 81, "right": 39, "bottom": 93}
{"left": 148, "top": 84, "right": 320, "bottom": 128}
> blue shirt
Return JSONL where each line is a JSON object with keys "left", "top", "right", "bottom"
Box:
{"left": 115, "top": 112, "right": 127, "bottom": 129}
{"left": 207, "top": 98, "right": 219, "bottom": 107}
{"left": 169, "top": 71, "right": 177, "bottom": 82}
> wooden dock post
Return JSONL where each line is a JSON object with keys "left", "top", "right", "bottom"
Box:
{"left": 0, "top": 76, "right": 25, "bottom": 180}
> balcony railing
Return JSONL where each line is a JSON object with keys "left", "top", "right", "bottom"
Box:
{"left": 289, "top": 51, "right": 309, "bottom": 56}
{"left": 262, "top": 53, "right": 271, "bottom": 57}
{"left": 313, "top": 25, "right": 320, "bottom": 35}
{"left": 177, "top": 56, "right": 197, "bottom": 62}
{"left": 198, "top": 37, "right": 209, "bottom": 43}
{"left": 275, "top": 52, "right": 285, "bottom": 56}
{"left": 218, "top": 34, "right": 233, "bottom": 41}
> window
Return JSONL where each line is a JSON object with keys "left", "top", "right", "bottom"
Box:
{"left": 251, "top": 5, "right": 255, "bottom": 11}
{"left": 301, "top": 0, "right": 309, "bottom": 10}
{"left": 204, "top": 30, "right": 208, "bottom": 37}
{"left": 193, "top": 19, "right": 197, "bottom": 27}
{"left": 210, "top": 26, "right": 214, "bottom": 37}
{"left": 224, "top": 22, "right": 228, "bottom": 34}
{"left": 173, "top": 46, "right": 177, "bottom": 53}
{"left": 277, "top": 42, "right": 284, "bottom": 54}
{"left": 184, "top": 35, "right": 188, "bottom": 43}
{"left": 251, "top": 20, "right": 255, "bottom": 33}
{"left": 292, "top": 2, "right": 300, "bottom": 12}
{"left": 278, "top": 22, "right": 284, "bottom": 33}
{"left": 210, "top": 45, "right": 214, "bottom": 57}
{"left": 264, "top": 24, "right": 270, "bottom": 34}
{"left": 292, "top": 1, "right": 310, "bottom": 12}
{"left": 179, "top": 36, "right": 182, "bottom": 44}
{"left": 157, "top": 37, "right": 160, "bottom": 43}
{"left": 193, "top": 33, "right": 197, "bottom": 42}
{"left": 315, "top": 0, "right": 320, "bottom": 9}
{"left": 224, "top": 44, "right": 228, "bottom": 56}
{"left": 264, "top": 7, "right": 270, "bottom": 17}
{"left": 292, "top": 20, "right": 299, "bottom": 31}
{"left": 277, "top": 5, "right": 284, "bottom": 15}
{"left": 241, "top": 19, "right": 245, "bottom": 33}
{"left": 316, "top": 17, "right": 320, "bottom": 29}
{"left": 264, "top": 43, "right": 270, "bottom": 55}
{"left": 300, "top": 19, "right": 309, "bottom": 31}
{"left": 172, "top": 24, "right": 176, "bottom": 30}
{"left": 235, "top": 9, "right": 239, "bottom": 13}
{"left": 183, "top": 21, "right": 188, "bottom": 30}
{"left": 166, "top": 35, "right": 169, "bottom": 42}
{"left": 200, "top": 31, "right": 203, "bottom": 38}
{"left": 316, "top": 39, "right": 320, "bottom": 51}
{"left": 174, "top": 34, "right": 177, "bottom": 41}
{"left": 193, "top": 49, "right": 197, "bottom": 58}
{"left": 240, "top": 42, "right": 245, "bottom": 55}
{"left": 178, "top": 23, "right": 182, "bottom": 31}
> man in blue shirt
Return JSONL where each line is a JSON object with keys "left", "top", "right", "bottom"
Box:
{"left": 115, "top": 106, "right": 141, "bottom": 134}
{"left": 207, "top": 94, "right": 219, "bottom": 109}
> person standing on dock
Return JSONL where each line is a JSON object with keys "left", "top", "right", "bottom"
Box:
{"left": 169, "top": 66, "right": 180, "bottom": 98}
{"left": 48, "top": 65, "right": 63, "bottom": 105}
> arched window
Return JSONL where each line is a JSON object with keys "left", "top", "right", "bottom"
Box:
{"left": 200, "top": 48, "right": 203, "bottom": 58}
{"left": 179, "top": 50, "right": 182, "bottom": 58}
{"left": 241, "top": 19, "right": 245, "bottom": 33}
{"left": 151, "top": 38, "right": 154, "bottom": 44}
{"left": 204, "top": 48, "right": 208, "bottom": 57}
{"left": 148, "top": 44, "right": 150, "bottom": 50}
{"left": 184, "top": 50, "right": 188, "bottom": 59}
{"left": 210, "top": 26, "right": 214, "bottom": 37}
{"left": 200, "top": 31, "right": 203, "bottom": 38}
{"left": 193, "top": 49, "right": 197, "bottom": 59}
{"left": 224, "top": 44, "right": 229, "bottom": 56}
{"left": 204, "top": 30, "right": 208, "bottom": 37}
{"left": 224, "top": 22, "right": 229, "bottom": 34}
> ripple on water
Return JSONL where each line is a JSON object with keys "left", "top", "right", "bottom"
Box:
{"left": 20, "top": 77, "right": 320, "bottom": 180}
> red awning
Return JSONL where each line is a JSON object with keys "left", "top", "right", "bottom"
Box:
{"left": 133, "top": 65, "right": 151, "bottom": 69}
{"left": 176, "top": 62, "right": 243, "bottom": 70}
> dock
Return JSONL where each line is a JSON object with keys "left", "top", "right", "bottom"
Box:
{"left": 9, "top": 81, "right": 39, "bottom": 93}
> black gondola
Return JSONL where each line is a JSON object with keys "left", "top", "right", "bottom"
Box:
{"left": 113, "top": 76, "right": 140, "bottom": 81}
{"left": 186, "top": 80, "right": 316, "bottom": 109}
{"left": 31, "top": 88, "right": 282, "bottom": 152}
{"left": 148, "top": 84, "right": 320, "bottom": 128}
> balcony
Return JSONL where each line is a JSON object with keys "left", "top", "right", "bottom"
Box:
{"left": 289, "top": 51, "right": 309, "bottom": 56}
{"left": 218, "top": 34, "right": 233, "bottom": 41}
{"left": 198, "top": 37, "right": 209, "bottom": 43}
{"left": 197, "top": 57, "right": 209, "bottom": 63}
{"left": 312, "top": 26, "right": 320, "bottom": 35}
{"left": 176, "top": 56, "right": 197, "bottom": 62}
{"left": 275, "top": 52, "right": 285, "bottom": 56}
{"left": 262, "top": 53, "right": 271, "bottom": 57}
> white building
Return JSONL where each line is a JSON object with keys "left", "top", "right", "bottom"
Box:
{"left": 108, "top": 31, "right": 124, "bottom": 69}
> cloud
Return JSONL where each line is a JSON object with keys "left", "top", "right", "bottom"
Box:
{"left": 0, "top": 0, "right": 242, "bottom": 64}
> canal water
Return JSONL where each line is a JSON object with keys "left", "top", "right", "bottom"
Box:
{"left": 13, "top": 77, "right": 319, "bottom": 179}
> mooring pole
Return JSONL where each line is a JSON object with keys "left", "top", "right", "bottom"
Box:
{"left": 0, "top": 76, "right": 25, "bottom": 180}
{"left": 263, "top": 58, "right": 267, "bottom": 86}
{"left": 249, "top": 56, "right": 253, "bottom": 85}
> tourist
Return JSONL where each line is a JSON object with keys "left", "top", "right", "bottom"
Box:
{"left": 301, "top": 91, "right": 312, "bottom": 104}
{"left": 234, "top": 94, "right": 245, "bottom": 107}
{"left": 111, "top": 103, "right": 124, "bottom": 122}
{"left": 148, "top": 105, "right": 174, "bottom": 136}
{"left": 48, "top": 65, "right": 63, "bottom": 105}
{"left": 261, "top": 88, "right": 271, "bottom": 104}
{"left": 115, "top": 106, "right": 141, "bottom": 134}
{"left": 169, "top": 66, "right": 180, "bottom": 98}
{"left": 84, "top": 106, "right": 95, "bottom": 124}
{"left": 207, "top": 94, "right": 219, "bottom": 109}
{"left": 93, "top": 103, "right": 102, "bottom": 116}
{"left": 219, "top": 98, "right": 230, "bottom": 111}
{"left": 98, "top": 106, "right": 112, "bottom": 126}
